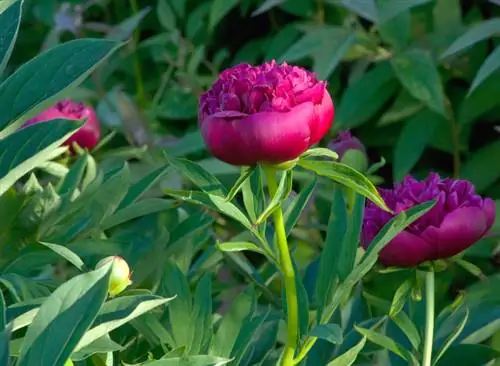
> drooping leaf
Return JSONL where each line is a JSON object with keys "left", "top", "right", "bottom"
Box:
{"left": 355, "top": 325, "right": 416, "bottom": 362}
{"left": 39, "top": 242, "right": 85, "bottom": 271}
{"left": 469, "top": 45, "right": 500, "bottom": 94}
{"left": 327, "top": 336, "right": 366, "bottom": 366}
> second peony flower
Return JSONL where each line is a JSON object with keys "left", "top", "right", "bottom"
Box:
{"left": 199, "top": 61, "right": 334, "bottom": 166}
{"left": 362, "top": 173, "right": 496, "bottom": 267}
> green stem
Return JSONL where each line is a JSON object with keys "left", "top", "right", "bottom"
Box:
{"left": 264, "top": 167, "right": 298, "bottom": 366}
{"left": 129, "top": 0, "right": 146, "bottom": 107}
{"left": 422, "top": 271, "right": 435, "bottom": 366}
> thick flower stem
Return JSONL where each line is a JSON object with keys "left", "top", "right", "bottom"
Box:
{"left": 264, "top": 167, "right": 299, "bottom": 366}
{"left": 422, "top": 271, "right": 435, "bottom": 366}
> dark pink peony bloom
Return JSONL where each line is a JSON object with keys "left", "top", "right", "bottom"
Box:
{"left": 199, "top": 61, "right": 334, "bottom": 166}
{"left": 362, "top": 173, "right": 496, "bottom": 267}
{"left": 328, "top": 131, "right": 366, "bottom": 159}
{"left": 23, "top": 99, "right": 100, "bottom": 150}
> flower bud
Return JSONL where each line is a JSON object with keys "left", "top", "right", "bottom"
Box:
{"left": 96, "top": 256, "right": 132, "bottom": 297}
{"left": 328, "top": 131, "right": 368, "bottom": 172}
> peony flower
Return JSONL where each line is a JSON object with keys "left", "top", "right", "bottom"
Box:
{"left": 96, "top": 256, "right": 132, "bottom": 297}
{"left": 328, "top": 130, "right": 368, "bottom": 172}
{"left": 199, "top": 61, "right": 334, "bottom": 166}
{"left": 22, "top": 99, "right": 100, "bottom": 150}
{"left": 362, "top": 173, "right": 495, "bottom": 267}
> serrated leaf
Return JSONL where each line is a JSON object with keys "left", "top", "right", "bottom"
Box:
{"left": 393, "top": 109, "right": 442, "bottom": 182}
{"left": 17, "top": 265, "right": 111, "bottom": 366}
{"left": 297, "top": 159, "right": 389, "bottom": 212}
{"left": 0, "top": 0, "right": 22, "bottom": 75}
{"left": 327, "top": 337, "right": 366, "bottom": 366}
{"left": 0, "top": 119, "right": 81, "bottom": 196}
{"left": 0, "top": 39, "right": 121, "bottom": 135}
{"left": 391, "top": 49, "right": 445, "bottom": 115}
{"left": 441, "top": 18, "right": 500, "bottom": 59}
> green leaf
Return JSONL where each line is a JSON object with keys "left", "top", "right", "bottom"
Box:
{"left": 336, "top": 62, "right": 398, "bottom": 128}
{"left": 167, "top": 156, "right": 227, "bottom": 196}
{"left": 301, "top": 148, "right": 339, "bottom": 161}
{"left": 297, "top": 159, "right": 389, "bottom": 212}
{"left": 0, "top": 39, "right": 121, "bottom": 135}
{"left": 145, "top": 356, "right": 231, "bottom": 366}
{"left": 461, "top": 141, "right": 500, "bottom": 192}
{"left": 355, "top": 325, "right": 416, "bottom": 362}
{"left": 209, "top": 0, "right": 239, "bottom": 30}
{"left": 377, "top": 0, "right": 432, "bottom": 23}
{"left": 17, "top": 265, "right": 112, "bottom": 366}
{"left": 433, "top": 307, "right": 469, "bottom": 365}
{"left": 334, "top": 0, "right": 377, "bottom": 22}
{"left": 0, "top": 291, "right": 5, "bottom": 329}
{"left": 391, "top": 311, "right": 421, "bottom": 350}
{"left": 434, "top": 344, "right": 500, "bottom": 366}
{"left": 0, "top": 0, "right": 22, "bottom": 75}
{"left": 106, "top": 7, "right": 150, "bottom": 41}
{"left": 389, "top": 279, "right": 412, "bottom": 317}
{"left": 393, "top": 109, "right": 442, "bottom": 182}
{"left": 441, "top": 19, "right": 500, "bottom": 59}
{"left": 252, "top": 0, "right": 285, "bottom": 16}
{"left": 118, "top": 164, "right": 170, "bottom": 209}
{"left": 164, "top": 189, "right": 253, "bottom": 231}
{"left": 217, "top": 241, "right": 264, "bottom": 255}
{"left": 257, "top": 170, "right": 292, "bottom": 224}
{"left": 157, "top": 0, "right": 177, "bottom": 31}
{"left": 379, "top": 90, "right": 424, "bottom": 126}
{"left": 0, "top": 119, "right": 81, "bottom": 197}
{"left": 226, "top": 167, "right": 255, "bottom": 202}
{"left": 284, "top": 178, "right": 316, "bottom": 235}
{"left": 458, "top": 71, "right": 500, "bottom": 125}
{"left": 74, "top": 295, "right": 173, "bottom": 351}
{"left": 379, "top": 8, "right": 411, "bottom": 50}
{"left": 391, "top": 49, "right": 445, "bottom": 115}
{"left": 211, "top": 287, "right": 255, "bottom": 357}
{"left": 39, "top": 241, "right": 85, "bottom": 271}
{"left": 327, "top": 337, "right": 366, "bottom": 366}
{"left": 242, "top": 167, "right": 265, "bottom": 223}
{"left": 57, "top": 153, "right": 88, "bottom": 195}
{"left": 469, "top": 45, "right": 500, "bottom": 94}
{"left": 72, "top": 335, "right": 123, "bottom": 361}
{"left": 190, "top": 274, "right": 213, "bottom": 354}
{"left": 308, "top": 324, "right": 343, "bottom": 344}
{"left": 101, "top": 198, "right": 176, "bottom": 230}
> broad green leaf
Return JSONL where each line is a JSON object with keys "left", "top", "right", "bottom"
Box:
{"left": 327, "top": 336, "right": 366, "bottom": 366}
{"left": 336, "top": 62, "right": 398, "bottom": 128}
{"left": 441, "top": 18, "right": 500, "bottom": 59}
{"left": 75, "top": 295, "right": 173, "bottom": 351}
{"left": 0, "top": 0, "right": 22, "bottom": 75}
{"left": 391, "top": 49, "right": 445, "bottom": 115}
{"left": 433, "top": 307, "right": 469, "bottom": 365}
{"left": 145, "top": 356, "right": 231, "bottom": 366}
{"left": 242, "top": 167, "right": 265, "bottom": 223}
{"left": 469, "top": 45, "right": 500, "bottom": 94}
{"left": 226, "top": 167, "right": 255, "bottom": 202}
{"left": 17, "top": 265, "right": 111, "bottom": 366}
{"left": 211, "top": 287, "right": 255, "bottom": 357}
{"left": 379, "top": 8, "right": 411, "bottom": 50}
{"left": 393, "top": 109, "right": 442, "bottom": 182}
{"left": 434, "top": 344, "right": 500, "bottom": 366}
{"left": 256, "top": 170, "right": 292, "bottom": 224}
{"left": 301, "top": 148, "right": 339, "bottom": 161}
{"left": 461, "top": 141, "right": 500, "bottom": 192}
{"left": 0, "top": 39, "right": 121, "bottom": 135}
{"left": 377, "top": 0, "right": 431, "bottom": 23}
{"left": 164, "top": 189, "right": 253, "bottom": 231}
{"left": 209, "top": 0, "right": 239, "bottom": 30}
{"left": 308, "top": 324, "right": 343, "bottom": 344}
{"left": 297, "top": 159, "right": 389, "bottom": 212}
{"left": 355, "top": 325, "right": 416, "bottom": 362}
{"left": 433, "top": 0, "right": 462, "bottom": 36}
{"left": 157, "top": 0, "right": 177, "bottom": 31}
{"left": 379, "top": 90, "right": 424, "bottom": 126}
{"left": 217, "top": 241, "right": 264, "bottom": 255}
{"left": 389, "top": 279, "right": 412, "bottom": 317}
{"left": 284, "top": 178, "right": 316, "bottom": 235}
{"left": 57, "top": 153, "right": 88, "bottom": 195}
{"left": 0, "top": 119, "right": 81, "bottom": 196}
{"left": 72, "top": 335, "right": 123, "bottom": 361}
{"left": 101, "top": 198, "right": 176, "bottom": 230}
{"left": 167, "top": 156, "right": 227, "bottom": 196}
{"left": 118, "top": 164, "right": 170, "bottom": 209}
{"left": 39, "top": 242, "right": 85, "bottom": 271}
{"left": 333, "top": 0, "right": 377, "bottom": 22}
{"left": 391, "top": 311, "right": 421, "bottom": 350}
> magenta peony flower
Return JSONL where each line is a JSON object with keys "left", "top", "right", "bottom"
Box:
{"left": 362, "top": 173, "right": 496, "bottom": 267}
{"left": 199, "top": 61, "right": 334, "bottom": 166}
{"left": 23, "top": 99, "right": 100, "bottom": 150}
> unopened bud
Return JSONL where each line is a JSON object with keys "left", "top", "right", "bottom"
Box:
{"left": 328, "top": 131, "right": 368, "bottom": 172}
{"left": 96, "top": 256, "right": 132, "bottom": 297}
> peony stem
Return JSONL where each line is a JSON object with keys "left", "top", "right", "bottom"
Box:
{"left": 422, "top": 271, "right": 435, "bottom": 366}
{"left": 264, "top": 166, "right": 299, "bottom": 366}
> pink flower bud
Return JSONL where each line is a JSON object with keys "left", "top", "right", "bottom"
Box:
{"left": 199, "top": 61, "right": 334, "bottom": 166}
{"left": 22, "top": 99, "right": 101, "bottom": 150}
{"left": 95, "top": 256, "right": 132, "bottom": 297}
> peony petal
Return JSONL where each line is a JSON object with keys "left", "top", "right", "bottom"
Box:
{"left": 377, "top": 230, "right": 434, "bottom": 267}
{"left": 421, "top": 206, "right": 488, "bottom": 259}
{"left": 201, "top": 102, "right": 314, "bottom": 166}
{"left": 482, "top": 198, "right": 496, "bottom": 229}
{"left": 309, "top": 90, "right": 334, "bottom": 145}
